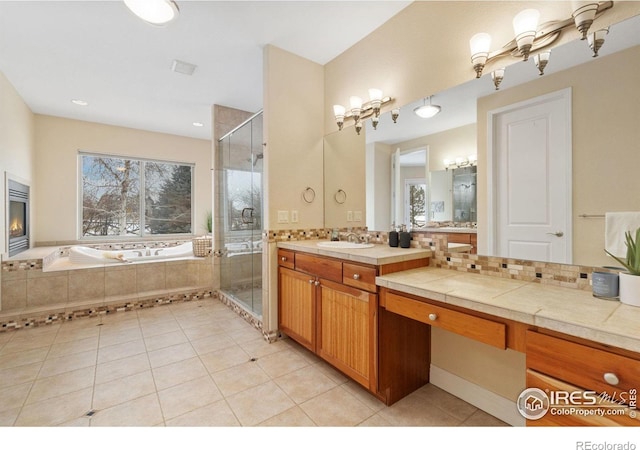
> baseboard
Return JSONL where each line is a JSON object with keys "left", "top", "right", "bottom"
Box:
{"left": 429, "top": 364, "right": 525, "bottom": 427}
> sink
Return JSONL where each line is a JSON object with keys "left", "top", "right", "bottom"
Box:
{"left": 437, "top": 227, "right": 474, "bottom": 231}
{"left": 317, "top": 241, "right": 375, "bottom": 249}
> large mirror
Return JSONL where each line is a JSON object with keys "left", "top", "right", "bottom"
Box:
{"left": 324, "top": 13, "right": 640, "bottom": 267}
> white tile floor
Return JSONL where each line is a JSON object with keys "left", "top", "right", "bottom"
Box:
{"left": 0, "top": 298, "right": 507, "bottom": 427}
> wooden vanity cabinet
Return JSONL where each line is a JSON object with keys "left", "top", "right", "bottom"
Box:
{"left": 277, "top": 249, "right": 379, "bottom": 390}
{"left": 277, "top": 248, "right": 429, "bottom": 399}
{"left": 526, "top": 330, "right": 640, "bottom": 426}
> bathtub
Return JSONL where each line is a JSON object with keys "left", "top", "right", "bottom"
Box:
{"left": 69, "top": 242, "right": 194, "bottom": 264}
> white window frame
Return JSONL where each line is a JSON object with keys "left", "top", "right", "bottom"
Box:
{"left": 77, "top": 151, "right": 195, "bottom": 240}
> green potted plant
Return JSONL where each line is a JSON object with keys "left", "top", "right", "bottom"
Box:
{"left": 205, "top": 210, "right": 212, "bottom": 234}
{"left": 605, "top": 227, "right": 640, "bottom": 306}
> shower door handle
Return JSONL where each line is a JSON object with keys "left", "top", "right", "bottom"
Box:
{"left": 241, "top": 207, "right": 254, "bottom": 224}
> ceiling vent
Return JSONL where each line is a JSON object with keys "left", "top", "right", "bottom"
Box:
{"left": 171, "top": 59, "right": 197, "bottom": 76}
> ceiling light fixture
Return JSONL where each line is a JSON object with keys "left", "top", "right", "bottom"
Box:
{"left": 71, "top": 99, "right": 88, "bottom": 106}
{"left": 192, "top": 122, "right": 204, "bottom": 127}
{"left": 468, "top": 1, "right": 613, "bottom": 79}
{"left": 413, "top": 96, "right": 441, "bottom": 119}
{"left": 333, "top": 88, "right": 395, "bottom": 135}
{"left": 123, "top": 0, "right": 179, "bottom": 26}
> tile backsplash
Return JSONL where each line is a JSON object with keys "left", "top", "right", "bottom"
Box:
{"left": 266, "top": 227, "right": 614, "bottom": 291}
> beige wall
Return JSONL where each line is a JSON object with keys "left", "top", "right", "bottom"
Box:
{"left": 33, "top": 115, "right": 211, "bottom": 244}
{"left": 477, "top": 45, "right": 640, "bottom": 267}
{"left": 0, "top": 71, "right": 35, "bottom": 257}
{"left": 263, "top": 45, "right": 325, "bottom": 231}
{"left": 324, "top": 130, "right": 366, "bottom": 229}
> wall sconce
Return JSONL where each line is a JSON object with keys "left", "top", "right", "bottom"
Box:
{"left": 413, "top": 96, "right": 441, "bottom": 118}
{"left": 492, "top": 68, "right": 505, "bottom": 90}
{"left": 333, "top": 89, "right": 394, "bottom": 135}
{"left": 512, "top": 8, "right": 540, "bottom": 61}
{"left": 444, "top": 155, "right": 477, "bottom": 170}
{"left": 533, "top": 51, "right": 551, "bottom": 75}
{"left": 468, "top": 1, "right": 613, "bottom": 79}
{"left": 588, "top": 28, "right": 609, "bottom": 57}
{"left": 572, "top": 2, "right": 599, "bottom": 40}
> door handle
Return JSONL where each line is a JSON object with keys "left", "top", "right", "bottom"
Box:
{"left": 546, "top": 231, "right": 564, "bottom": 237}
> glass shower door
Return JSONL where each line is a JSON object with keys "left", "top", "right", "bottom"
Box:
{"left": 218, "top": 112, "right": 263, "bottom": 316}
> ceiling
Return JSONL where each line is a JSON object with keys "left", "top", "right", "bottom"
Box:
{"left": 0, "top": 0, "right": 411, "bottom": 141}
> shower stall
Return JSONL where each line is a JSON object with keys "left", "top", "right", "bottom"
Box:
{"left": 216, "top": 111, "right": 263, "bottom": 317}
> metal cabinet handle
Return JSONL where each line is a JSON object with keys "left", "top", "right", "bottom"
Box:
{"left": 428, "top": 313, "right": 438, "bottom": 321}
{"left": 603, "top": 372, "right": 619, "bottom": 386}
{"left": 309, "top": 279, "right": 314, "bottom": 284}
{"left": 281, "top": 256, "right": 287, "bottom": 262}
{"left": 314, "top": 280, "right": 320, "bottom": 286}
{"left": 353, "top": 274, "right": 360, "bottom": 280}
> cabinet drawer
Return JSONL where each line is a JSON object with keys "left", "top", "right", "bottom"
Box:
{"left": 445, "top": 233, "right": 472, "bottom": 244}
{"left": 527, "top": 331, "right": 640, "bottom": 398}
{"left": 295, "top": 253, "right": 342, "bottom": 283}
{"left": 526, "top": 369, "right": 640, "bottom": 426}
{"left": 343, "top": 263, "right": 377, "bottom": 292}
{"left": 277, "top": 249, "right": 295, "bottom": 269}
{"left": 385, "top": 292, "right": 506, "bottom": 349}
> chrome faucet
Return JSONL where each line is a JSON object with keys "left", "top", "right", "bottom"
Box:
{"left": 344, "top": 232, "right": 359, "bottom": 243}
{"left": 154, "top": 249, "right": 164, "bottom": 256}
{"left": 145, "top": 247, "right": 151, "bottom": 257}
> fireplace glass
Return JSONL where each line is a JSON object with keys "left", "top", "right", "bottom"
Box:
{"left": 9, "top": 200, "right": 26, "bottom": 238}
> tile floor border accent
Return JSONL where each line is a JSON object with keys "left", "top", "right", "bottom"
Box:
{"left": 0, "top": 288, "right": 214, "bottom": 333}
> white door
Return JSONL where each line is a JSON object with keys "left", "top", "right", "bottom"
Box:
{"left": 487, "top": 89, "right": 572, "bottom": 263}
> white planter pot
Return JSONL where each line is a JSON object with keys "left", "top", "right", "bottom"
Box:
{"left": 618, "top": 272, "right": 640, "bottom": 307}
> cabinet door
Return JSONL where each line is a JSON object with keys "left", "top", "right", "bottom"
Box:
{"left": 278, "top": 267, "right": 316, "bottom": 352}
{"left": 317, "top": 278, "right": 377, "bottom": 389}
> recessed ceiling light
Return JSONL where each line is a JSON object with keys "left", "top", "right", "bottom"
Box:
{"left": 71, "top": 99, "right": 89, "bottom": 106}
{"left": 193, "top": 122, "right": 204, "bottom": 127}
{"left": 124, "top": 0, "right": 179, "bottom": 26}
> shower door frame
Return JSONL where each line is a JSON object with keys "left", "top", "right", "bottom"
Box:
{"left": 216, "top": 110, "right": 264, "bottom": 317}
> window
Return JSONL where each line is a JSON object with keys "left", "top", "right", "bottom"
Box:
{"left": 80, "top": 153, "right": 193, "bottom": 237}
{"left": 404, "top": 178, "right": 427, "bottom": 229}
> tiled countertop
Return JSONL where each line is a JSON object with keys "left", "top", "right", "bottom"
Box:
{"left": 376, "top": 267, "right": 640, "bottom": 353}
{"left": 420, "top": 227, "right": 477, "bottom": 234}
{"left": 277, "top": 240, "right": 431, "bottom": 266}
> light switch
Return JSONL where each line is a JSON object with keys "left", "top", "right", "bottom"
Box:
{"left": 291, "top": 210, "right": 299, "bottom": 223}
{"left": 354, "top": 211, "right": 362, "bottom": 222}
{"left": 347, "top": 211, "right": 353, "bottom": 222}
{"left": 277, "top": 210, "right": 289, "bottom": 223}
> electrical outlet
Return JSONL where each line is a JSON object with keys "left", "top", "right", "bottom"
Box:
{"left": 347, "top": 211, "right": 353, "bottom": 222}
{"left": 291, "top": 210, "right": 299, "bottom": 223}
{"left": 354, "top": 211, "right": 362, "bottom": 222}
{"left": 277, "top": 210, "right": 289, "bottom": 223}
